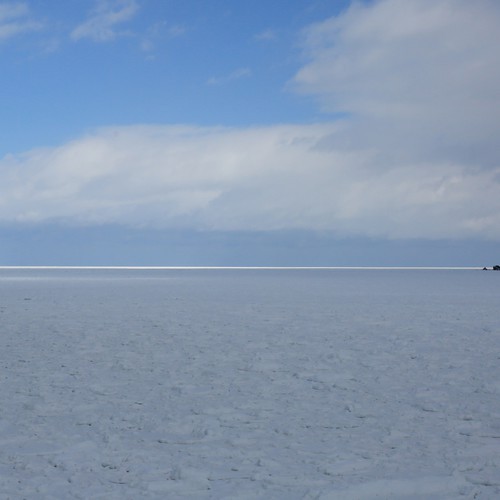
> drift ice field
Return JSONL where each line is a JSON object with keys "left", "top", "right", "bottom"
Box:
{"left": 0, "top": 268, "right": 499, "bottom": 498}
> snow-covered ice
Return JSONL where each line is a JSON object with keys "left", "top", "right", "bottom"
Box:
{"left": 0, "top": 268, "right": 499, "bottom": 498}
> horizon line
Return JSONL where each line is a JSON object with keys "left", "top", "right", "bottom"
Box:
{"left": 0, "top": 266, "right": 483, "bottom": 270}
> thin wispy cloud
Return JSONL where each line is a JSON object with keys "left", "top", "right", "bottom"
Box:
{"left": 140, "top": 22, "right": 186, "bottom": 54}
{"left": 0, "top": 2, "right": 42, "bottom": 41}
{"left": 167, "top": 24, "right": 186, "bottom": 39}
{"left": 254, "top": 29, "right": 277, "bottom": 42}
{"left": 207, "top": 67, "right": 252, "bottom": 86}
{"left": 71, "top": 0, "right": 138, "bottom": 42}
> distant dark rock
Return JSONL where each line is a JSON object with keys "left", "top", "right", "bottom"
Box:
{"left": 483, "top": 267, "right": 488, "bottom": 270}
{"left": 493, "top": 265, "right": 500, "bottom": 271}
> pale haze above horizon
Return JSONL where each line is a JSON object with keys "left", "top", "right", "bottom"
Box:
{"left": 1, "top": 0, "right": 499, "bottom": 266}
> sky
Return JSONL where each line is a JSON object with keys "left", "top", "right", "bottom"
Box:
{"left": 1, "top": 0, "right": 499, "bottom": 266}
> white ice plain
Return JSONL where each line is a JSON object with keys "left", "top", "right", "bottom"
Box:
{"left": 0, "top": 268, "right": 499, "bottom": 499}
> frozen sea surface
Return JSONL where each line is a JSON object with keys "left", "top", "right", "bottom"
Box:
{"left": 0, "top": 268, "right": 499, "bottom": 499}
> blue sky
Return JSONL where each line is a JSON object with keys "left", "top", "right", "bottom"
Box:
{"left": 1, "top": 0, "right": 499, "bottom": 266}
{"left": 3, "top": 0, "right": 347, "bottom": 152}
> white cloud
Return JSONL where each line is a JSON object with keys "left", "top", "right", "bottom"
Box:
{"left": 254, "top": 29, "right": 277, "bottom": 42}
{"left": 207, "top": 67, "right": 252, "bottom": 86}
{"left": 1, "top": 124, "right": 500, "bottom": 239}
{"left": 140, "top": 22, "right": 186, "bottom": 55}
{"left": 0, "top": 2, "right": 41, "bottom": 40}
{"left": 167, "top": 25, "right": 186, "bottom": 39}
{"left": 1, "top": 0, "right": 499, "bottom": 241}
{"left": 293, "top": 0, "right": 500, "bottom": 167}
{"left": 71, "top": 0, "right": 138, "bottom": 42}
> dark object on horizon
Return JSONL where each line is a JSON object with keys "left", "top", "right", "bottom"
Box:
{"left": 493, "top": 265, "right": 500, "bottom": 271}
{"left": 483, "top": 267, "right": 488, "bottom": 270}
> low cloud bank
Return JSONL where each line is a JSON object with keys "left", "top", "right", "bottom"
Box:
{"left": 1, "top": 122, "right": 499, "bottom": 239}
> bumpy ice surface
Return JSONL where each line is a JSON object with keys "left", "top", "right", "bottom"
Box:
{"left": 0, "top": 269, "right": 499, "bottom": 498}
